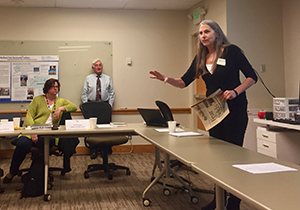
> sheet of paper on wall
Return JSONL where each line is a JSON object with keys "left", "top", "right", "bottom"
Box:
{"left": 232, "top": 162, "right": 298, "bottom": 174}
{"left": 191, "top": 89, "right": 229, "bottom": 131}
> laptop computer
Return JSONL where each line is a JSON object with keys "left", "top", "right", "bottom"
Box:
{"left": 137, "top": 108, "right": 168, "bottom": 127}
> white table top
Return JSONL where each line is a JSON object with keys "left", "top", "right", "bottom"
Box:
{"left": 2, "top": 123, "right": 300, "bottom": 209}
{"left": 254, "top": 118, "right": 300, "bottom": 131}
{"left": 134, "top": 123, "right": 300, "bottom": 210}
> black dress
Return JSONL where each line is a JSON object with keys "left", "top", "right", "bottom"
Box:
{"left": 181, "top": 45, "right": 257, "bottom": 146}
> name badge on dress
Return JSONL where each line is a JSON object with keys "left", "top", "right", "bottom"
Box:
{"left": 217, "top": 58, "right": 226, "bottom": 66}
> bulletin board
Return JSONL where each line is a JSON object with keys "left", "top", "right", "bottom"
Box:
{"left": 0, "top": 40, "right": 112, "bottom": 109}
{"left": 0, "top": 55, "right": 59, "bottom": 103}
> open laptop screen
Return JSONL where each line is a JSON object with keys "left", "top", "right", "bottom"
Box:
{"left": 137, "top": 108, "right": 168, "bottom": 127}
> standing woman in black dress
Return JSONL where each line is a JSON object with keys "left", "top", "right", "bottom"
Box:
{"left": 149, "top": 19, "right": 257, "bottom": 210}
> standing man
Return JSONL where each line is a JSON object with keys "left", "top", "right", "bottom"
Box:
{"left": 81, "top": 58, "right": 115, "bottom": 159}
{"left": 82, "top": 58, "right": 115, "bottom": 106}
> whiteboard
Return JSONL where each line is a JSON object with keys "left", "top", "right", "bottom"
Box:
{"left": 0, "top": 40, "right": 112, "bottom": 110}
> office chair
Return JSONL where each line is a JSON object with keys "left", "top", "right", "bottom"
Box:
{"left": 80, "top": 101, "right": 130, "bottom": 180}
{"left": 11, "top": 112, "right": 79, "bottom": 178}
{"left": 49, "top": 112, "right": 79, "bottom": 175}
{"left": 0, "top": 113, "right": 23, "bottom": 125}
{"left": 155, "top": 100, "right": 214, "bottom": 196}
{"left": 155, "top": 100, "right": 183, "bottom": 168}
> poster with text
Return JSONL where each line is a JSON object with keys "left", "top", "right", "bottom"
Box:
{"left": 0, "top": 55, "right": 59, "bottom": 102}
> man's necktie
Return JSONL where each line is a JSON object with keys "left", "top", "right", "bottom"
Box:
{"left": 96, "top": 75, "right": 101, "bottom": 101}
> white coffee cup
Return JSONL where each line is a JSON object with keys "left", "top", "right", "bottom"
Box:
{"left": 168, "top": 121, "right": 177, "bottom": 133}
{"left": 89, "top": 117, "right": 97, "bottom": 129}
{"left": 13, "top": 117, "right": 21, "bottom": 127}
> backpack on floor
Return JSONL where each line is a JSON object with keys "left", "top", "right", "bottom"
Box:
{"left": 21, "top": 153, "right": 45, "bottom": 198}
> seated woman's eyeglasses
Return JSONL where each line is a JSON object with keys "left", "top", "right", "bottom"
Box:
{"left": 51, "top": 86, "right": 59, "bottom": 89}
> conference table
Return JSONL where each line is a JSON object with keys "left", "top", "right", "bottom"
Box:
{"left": 1, "top": 123, "right": 300, "bottom": 209}
{"left": 133, "top": 124, "right": 300, "bottom": 210}
{"left": 0, "top": 125, "right": 136, "bottom": 201}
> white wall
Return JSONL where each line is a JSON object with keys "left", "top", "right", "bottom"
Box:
{"left": 227, "top": 0, "right": 285, "bottom": 110}
{"left": 0, "top": 7, "right": 195, "bottom": 148}
{"left": 283, "top": 0, "right": 300, "bottom": 97}
{"left": 0, "top": 7, "right": 193, "bottom": 111}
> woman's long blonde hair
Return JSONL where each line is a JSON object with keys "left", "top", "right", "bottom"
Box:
{"left": 195, "top": 20, "right": 230, "bottom": 77}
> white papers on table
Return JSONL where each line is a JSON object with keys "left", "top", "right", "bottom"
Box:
{"left": 155, "top": 128, "right": 184, "bottom": 132}
{"left": 168, "top": 132, "right": 203, "bottom": 137}
{"left": 233, "top": 162, "right": 297, "bottom": 174}
{"left": 0, "top": 121, "right": 14, "bottom": 132}
{"left": 97, "top": 124, "right": 113, "bottom": 128}
{"left": 65, "top": 119, "right": 90, "bottom": 130}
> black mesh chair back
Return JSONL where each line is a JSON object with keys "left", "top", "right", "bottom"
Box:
{"left": 0, "top": 113, "right": 22, "bottom": 121}
{"left": 155, "top": 100, "right": 174, "bottom": 121}
{"left": 59, "top": 112, "right": 72, "bottom": 125}
{"left": 80, "top": 101, "right": 111, "bottom": 124}
{"left": 0, "top": 113, "right": 23, "bottom": 127}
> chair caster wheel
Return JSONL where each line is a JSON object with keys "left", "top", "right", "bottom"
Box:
{"left": 163, "top": 188, "right": 171, "bottom": 196}
{"left": 126, "top": 170, "right": 130, "bottom": 175}
{"left": 44, "top": 194, "right": 51, "bottom": 201}
{"left": 84, "top": 171, "right": 89, "bottom": 179}
{"left": 47, "top": 182, "right": 54, "bottom": 190}
{"left": 61, "top": 171, "right": 66, "bottom": 176}
{"left": 191, "top": 195, "right": 199, "bottom": 204}
{"left": 143, "top": 198, "right": 151, "bottom": 207}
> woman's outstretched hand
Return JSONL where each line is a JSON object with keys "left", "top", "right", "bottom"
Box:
{"left": 149, "top": 70, "right": 168, "bottom": 83}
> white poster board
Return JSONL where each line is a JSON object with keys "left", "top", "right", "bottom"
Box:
{"left": 0, "top": 55, "right": 59, "bottom": 102}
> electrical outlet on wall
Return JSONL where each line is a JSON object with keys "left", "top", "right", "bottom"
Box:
{"left": 260, "top": 64, "right": 266, "bottom": 73}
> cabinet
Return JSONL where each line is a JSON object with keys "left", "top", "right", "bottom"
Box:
{"left": 257, "top": 126, "right": 300, "bottom": 164}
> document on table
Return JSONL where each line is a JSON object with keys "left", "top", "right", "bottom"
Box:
{"left": 97, "top": 124, "right": 113, "bottom": 128}
{"left": 155, "top": 128, "right": 184, "bottom": 132}
{"left": 168, "top": 132, "right": 203, "bottom": 137}
{"left": 233, "top": 162, "right": 298, "bottom": 174}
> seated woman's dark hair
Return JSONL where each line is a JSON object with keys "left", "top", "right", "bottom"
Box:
{"left": 43, "top": 78, "right": 60, "bottom": 94}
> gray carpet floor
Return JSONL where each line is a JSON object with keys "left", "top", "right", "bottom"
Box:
{"left": 0, "top": 153, "right": 258, "bottom": 210}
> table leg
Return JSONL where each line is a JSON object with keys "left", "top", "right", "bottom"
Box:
{"left": 151, "top": 147, "right": 163, "bottom": 178}
{"left": 44, "top": 137, "right": 50, "bottom": 198}
{"left": 215, "top": 185, "right": 225, "bottom": 210}
{"left": 142, "top": 148, "right": 198, "bottom": 206}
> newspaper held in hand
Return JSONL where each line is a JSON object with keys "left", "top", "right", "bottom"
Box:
{"left": 191, "top": 89, "right": 230, "bottom": 131}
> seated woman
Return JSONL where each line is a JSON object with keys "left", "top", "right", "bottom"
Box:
{"left": 3, "top": 78, "right": 77, "bottom": 183}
